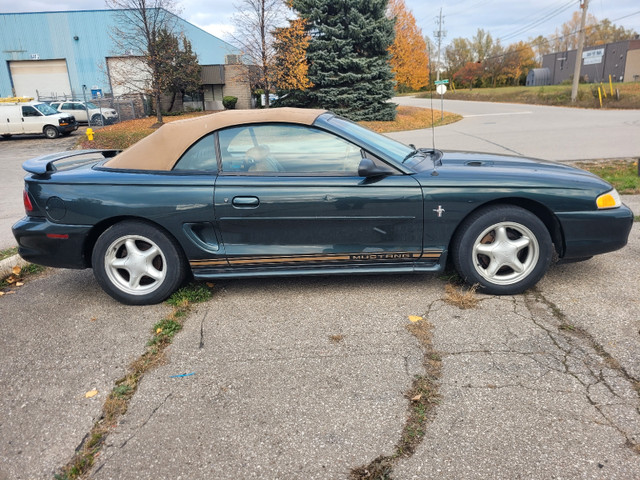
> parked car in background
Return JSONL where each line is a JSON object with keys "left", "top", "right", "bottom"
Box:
{"left": 50, "top": 100, "right": 118, "bottom": 126}
{"left": 12, "top": 108, "right": 634, "bottom": 305}
{"left": 0, "top": 100, "right": 77, "bottom": 138}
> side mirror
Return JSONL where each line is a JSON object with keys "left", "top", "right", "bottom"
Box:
{"left": 358, "top": 157, "right": 391, "bottom": 178}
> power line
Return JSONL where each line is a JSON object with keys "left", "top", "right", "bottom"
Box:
{"left": 499, "top": 0, "right": 576, "bottom": 43}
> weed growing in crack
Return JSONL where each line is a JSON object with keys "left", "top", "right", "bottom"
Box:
{"left": 350, "top": 318, "right": 442, "bottom": 479}
{"left": 444, "top": 283, "right": 479, "bottom": 309}
{"left": 559, "top": 323, "right": 576, "bottom": 331}
{"left": 54, "top": 282, "right": 212, "bottom": 479}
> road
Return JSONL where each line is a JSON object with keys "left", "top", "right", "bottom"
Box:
{"left": 390, "top": 96, "right": 640, "bottom": 161}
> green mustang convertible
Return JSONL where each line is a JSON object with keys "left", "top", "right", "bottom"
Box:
{"left": 12, "top": 108, "right": 634, "bottom": 304}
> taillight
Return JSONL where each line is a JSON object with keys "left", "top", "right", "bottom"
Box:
{"left": 23, "top": 189, "right": 33, "bottom": 213}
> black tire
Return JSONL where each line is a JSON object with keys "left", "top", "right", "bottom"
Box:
{"left": 92, "top": 220, "right": 188, "bottom": 305}
{"left": 1, "top": 134, "right": 11, "bottom": 138}
{"left": 451, "top": 205, "right": 552, "bottom": 295}
{"left": 90, "top": 114, "right": 104, "bottom": 126}
{"left": 43, "top": 125, "right": 59, "bottom": 139}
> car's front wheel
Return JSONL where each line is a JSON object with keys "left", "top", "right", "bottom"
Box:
{"left": 43, "top": 126, "right": 59, "bottom": 139}
{"left": 92, "top": 221, "right": 187, "bottom": 305}
{"left": 451, "top": 205, "right": 552, "bottom": 295}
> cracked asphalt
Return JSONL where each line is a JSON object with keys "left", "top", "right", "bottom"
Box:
{"left": 3, "top": 220, "right": 638, "bottom": 478}
{"left": 1, "top": 106, "right": 639, "bottom": 479}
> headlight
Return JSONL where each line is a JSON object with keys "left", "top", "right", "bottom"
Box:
{"left": 596, "top": 188, "right": 621, "bottom": 209}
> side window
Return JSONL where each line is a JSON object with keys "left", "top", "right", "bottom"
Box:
{"left": 173, "top": 133, "right": 217, "bottom": 172}
{"left": 22, "top": 106, "right": 40, "bottom": 117}
{"left": 218, "top": 124, "right": 364, "bottom": 175}
{"left": 61, "top": 103, "right": 72, "bottom": 110}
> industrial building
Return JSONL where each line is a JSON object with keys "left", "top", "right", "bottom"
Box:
{"left": 0, "top": 10, "right": 253, "bottom": 111}
{"left": 542, "top": 39, "right": 640, "bottom": 85}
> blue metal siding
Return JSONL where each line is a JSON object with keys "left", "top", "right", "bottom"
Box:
{"left": 0, "top": 10, "right": 240, "bottom": 97}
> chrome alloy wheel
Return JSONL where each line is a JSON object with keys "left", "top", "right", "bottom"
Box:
{"left": 104, "top": 235, "right": 167, "bottom": 296}
{"left": 472, "top": 221, "right": 540, "bottom": 286}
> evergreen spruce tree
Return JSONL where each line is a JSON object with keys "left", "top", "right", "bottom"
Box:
{"left": 291, "top": 0, "right": 396, "bottom": 121}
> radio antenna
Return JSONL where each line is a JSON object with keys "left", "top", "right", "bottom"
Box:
{"left": 430, "top": 87, "right": 436, "bottom": 150}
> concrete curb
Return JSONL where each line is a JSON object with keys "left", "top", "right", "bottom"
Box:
{"left": 0, "top": 254, "right": 28, "bottom": 279}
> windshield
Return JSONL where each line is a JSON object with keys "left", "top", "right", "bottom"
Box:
{"left": 85, "top": 102, "right": 98, "bottom": 109}
{"left": 327, "top": 116, "right": 414, "bottom": 161}
{"left": 34, "top": 103, "right": 60, "bottom": 116}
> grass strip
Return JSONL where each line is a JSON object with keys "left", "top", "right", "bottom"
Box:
{"left": 54, "top": 283, "right": 212, "bottom": 480}
{"left": 574, "top": 159, "right": 640, "bottom": 194}
{"left": 350, "top": 318, "right": 442, "bottom": 480}
{"left": 0, "top": 246, "right": 18, "bottom": 262}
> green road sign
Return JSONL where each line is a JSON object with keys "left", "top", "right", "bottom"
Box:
{"left": 434, "top": 79, "right": 449, "bottom": 85}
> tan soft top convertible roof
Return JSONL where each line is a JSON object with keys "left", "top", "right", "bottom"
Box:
{"left": 104, "top": 107, "right": 327, "bottom": 171}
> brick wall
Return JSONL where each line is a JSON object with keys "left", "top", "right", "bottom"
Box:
{"left": 223, "top": 64, "right": 252, "bottom": 109}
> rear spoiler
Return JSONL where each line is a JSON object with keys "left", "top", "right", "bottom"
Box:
{"left": 22, "top": 150, "right": 121, "bottom": 175}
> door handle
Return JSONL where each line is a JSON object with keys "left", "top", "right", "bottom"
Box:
{"left": 232, "top": 196, "right": 259, "bottom": 208}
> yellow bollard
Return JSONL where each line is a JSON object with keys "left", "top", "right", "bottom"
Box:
{"left": 600, "top": 82, "right": 607, "bottom": 98}
{"left": 86, "top": 128, "right": 94, "bottom": 141}
{"left": 598, "top": 87, "right": 603, "bottom": 108}
{"left": 609, "top": 75, "right": 613, "bottom": 96}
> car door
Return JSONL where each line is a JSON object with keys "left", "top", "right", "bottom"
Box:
{"left": 213, "top": 123, "right": 425, "bottom": 270}
{"left": 61, "top": 102, "right": 87, "bottom": 122}
{"left": 20, "top": 105, "right": 44, "bottom": 134}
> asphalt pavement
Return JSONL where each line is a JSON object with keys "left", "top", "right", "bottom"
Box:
{"left": 1, "top": 103, "right": 639, "bottom": 479}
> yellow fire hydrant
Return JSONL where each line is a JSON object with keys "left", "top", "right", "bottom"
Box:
{"left": 86, "top": 128, "right": 94, "bottom": 141}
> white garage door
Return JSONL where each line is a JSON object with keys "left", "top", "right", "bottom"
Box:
{"left": 9, "top": 60, "right": 72, "bottom": 99}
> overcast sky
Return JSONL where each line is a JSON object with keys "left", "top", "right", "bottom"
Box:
{"left": 1, "top": 0, "right": 638, "bottom": 48}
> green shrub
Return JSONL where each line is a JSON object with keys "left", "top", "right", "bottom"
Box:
{"left": 223, "top": 96, "right": 238, "bottom": 109}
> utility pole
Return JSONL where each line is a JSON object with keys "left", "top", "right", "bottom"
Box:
{"left": 571, "top": 0, "right": 589, "bottom": 102}
{"left": 434, "top": 8, "right": 446, "bottom": 81}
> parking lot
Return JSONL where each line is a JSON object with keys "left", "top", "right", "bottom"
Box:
{"left": 1, "top": 103, "right": 639, "bottom": 479}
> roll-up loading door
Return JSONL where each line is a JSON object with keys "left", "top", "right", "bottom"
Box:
{"left": 9, "top": 60, "right": 72, "bottom": 98}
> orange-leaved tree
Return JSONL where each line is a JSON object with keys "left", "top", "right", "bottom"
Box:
{"left": 453, "top": 62, "right": 484, "bottom": 90}
{"left": 387, "top": 0, "right": 429, "bottom": 92}
{"left": 502, "top": 41, "right": 538, "bottom": 85}
{"left": 272, "top": 17, "right": 313, "bottom": 92}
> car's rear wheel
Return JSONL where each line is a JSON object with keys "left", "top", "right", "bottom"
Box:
{"left": 92, "top": 221, "right": 187, "bottom": 305}
{"left": 43, "top": 126, "right": 59, "bottom": 139}
{"left": 451, "top": 205, "right": 552, "bottom": 295}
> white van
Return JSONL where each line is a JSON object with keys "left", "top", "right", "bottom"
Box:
{"left": 0, "top": 100, "right": 78, "bottom": 139}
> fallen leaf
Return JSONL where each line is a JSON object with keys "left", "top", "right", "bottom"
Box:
{"left": 90, "top": 317, "right": 97, "bottom": 322}
{"left": 411, "top": 394, "right": 422, "bottom": 402}
{"left": 408, "top": 315, "right": 423, "bottom": 323}
{"left": 12, "top": 266, "right": 21, "bottom": 275}
{"left": 156, "top": 327, "right": 163, "bottom": 334}
{"left": 0, "top": 292, "right": 4, "bottom": 296}
{"left": 6, "top": 277, "right": 16, "bottom": 284}
{"left": 15, "top": 282, "right": 24, "bottom": 287}
{"left": 85, "top": 389, "right": 98, "bottom": 398}
{"left": 206, "top": 282, "right": 215, "bottom": 288}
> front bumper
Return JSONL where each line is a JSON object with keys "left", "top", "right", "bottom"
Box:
{"left": 58, "top": 121, "right": 78, "bottom": 134}
{"left": 12, "top": 217, "right": 91, "bottom": 269}
{"left": 557, "top": 204, "right": 634, "bottom": 259}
